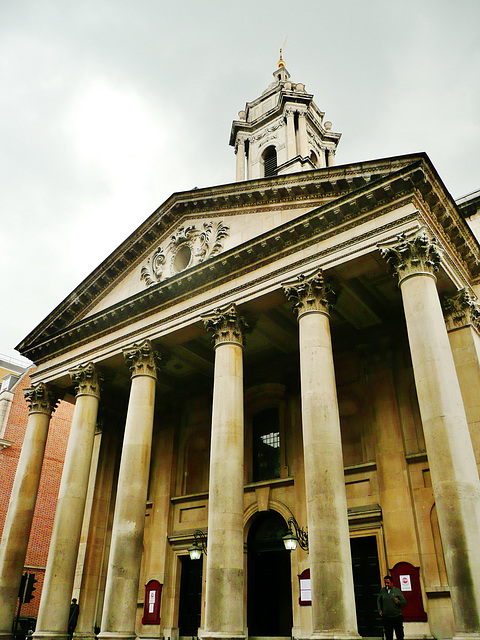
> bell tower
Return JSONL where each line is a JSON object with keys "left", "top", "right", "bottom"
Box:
{"left": 230, "top": 54, "right": 341, "bottom": 181}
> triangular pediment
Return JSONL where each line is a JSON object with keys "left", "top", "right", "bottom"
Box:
{"left": 18, "top": 154, "right": 479, "bottom": 363}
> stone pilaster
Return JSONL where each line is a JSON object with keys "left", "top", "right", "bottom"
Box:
{"left": 283, "top": 269, "right": 359, "bottom": 640}
{"left": 298, "top": 111, "right": 309, "bottom": 158}
{"left": 201, "top": 304, "right": 248, "bottom": 640}
{"left": 327, "top": 148, "right": 335, "bottom": 167}
{"left": 235, "top": 137, "right": 246, "bottom": 182}
{"left": 34, "top": 364, "right": 101, "bottom": 640}
{"left": 286, "top": 109, "right": 297, "bottom": 160}
{"left": 380, "top": 229, "right": 480, "bottom": 639}
{"left": 443, "top": 290, "right": 480, "bottom": 468}
{"left": 0, "top": 384, "right": 58, "bottom": 640}
{"left": 74, "top": 425, "right": 118, "bottom": 640}
{"left": 98, "top": 341, "right": 158, "bottom": 640}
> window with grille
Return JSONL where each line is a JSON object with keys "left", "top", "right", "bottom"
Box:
{"left": 263, "top": 146, "right": 277, "bottom": 177}
{"left": 253, "top": 407, "right": 281, "bottom": 481}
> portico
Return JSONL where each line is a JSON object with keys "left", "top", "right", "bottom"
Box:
{"left": 2, "top": 62, "right": 480, "bottom": 640}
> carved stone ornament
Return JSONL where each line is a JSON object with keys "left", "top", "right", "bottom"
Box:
{"left": 442, "top": 288, "right": 480, "bottom": 332}
{"left": 203, "top": 303, "right": 249, "bottom": 347}
{"left": 24, "top": 383, "right": 59, "bottom": 415}
{"left": 69, "top": 362, "right": 102, "bottom": 398}
{"left": 123, "top": 339, "right": 160, "bottom": 378}
{"left": 140, "top": 220, "right": 229, "bottom": 287}
{"left": 282, "top": 268, "right": 335, "bottom": 318}
{"left": 378, "top": 227, "right": 442, "bottom": 284}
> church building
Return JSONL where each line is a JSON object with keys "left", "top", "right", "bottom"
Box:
{"left": 2, "top": 56, "right": 480, "bottom": 640}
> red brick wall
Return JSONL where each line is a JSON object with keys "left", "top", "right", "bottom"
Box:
{"left": 0, "top": 369, "right": 74, "bottom": 618}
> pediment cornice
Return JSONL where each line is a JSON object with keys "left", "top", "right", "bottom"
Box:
{"left": 17, "top": 154, "right": 480, "bottom": 362}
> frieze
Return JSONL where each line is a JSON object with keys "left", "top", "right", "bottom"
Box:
{"left": 250, "top": 120, "right": 283, "bottom": 144}
{"left": 140, "top": 220, "right": 229, "bottom": 287}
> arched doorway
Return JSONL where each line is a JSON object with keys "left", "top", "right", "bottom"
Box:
{"left": 247, "top": 511, "right": 293, "bottom": 637}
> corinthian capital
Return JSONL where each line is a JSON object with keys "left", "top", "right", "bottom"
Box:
{"left": 70, "top": 362, "right": 102, "bottom": 398}
{"left": 203, "top": 303, "right": 249, "bottom": 347}
{"left": 282, "top": 268, "right": 334, "bottom": 318}
{"left": 24, "top": 383, "right": 59, "bottom": 416}
{"left": 442, "top": 288, "right": 480, "bottom": 332}
{"left": 378, "top": 227, "right": 441, "bottom": 284}
{"left": 123, "top": 339, "right": 159, "bottom": 378}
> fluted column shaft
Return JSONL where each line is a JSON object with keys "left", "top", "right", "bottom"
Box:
{"left": 381, "top": 229, "right": 480, "bottom": 638}
{"left": 235, "top": 138, "right": 245, "bottom": 182}
{"left": 74, "top": 427, "right": 118, "bottom": 640}
{"left": 0, "top": 384, "right": 58, "bottom": 640}
{"left": 284, "top": 270, "right": 358, "bottom": 640}
{"left": 202, "top": 304, "right": 248, "bottom": 640}
{"left": 99, "top": 341, "right": 158, "bottom": 640}
{"left": 286, "top": 110, "right": 297, "bottom": 160}
{"left": 35, "top": 364, "right": 101, "bottom": 640}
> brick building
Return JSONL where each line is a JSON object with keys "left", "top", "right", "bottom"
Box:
{"left": 0, "top": 366, "right": 74, "bottom": 620}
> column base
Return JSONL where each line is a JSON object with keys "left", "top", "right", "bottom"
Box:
{"left": 311, "top": 632, "right": 362, "bottom": 640}
{"left": 97, "top": 633, "right": 135, "bottom": 640}
{"left": 454, "top": 635, "right": 480, "bottom": 640}
{"left": 198, "top": 631, "right": 246, "bottom": 640}
{"left": 0, "top": 631, "right": 14, "bottom": 640}
{"left": 74, "top": 633, "right": 97, "bottom": 640}
{"left": 33, "top": 633, "right": 69, "bottom": 640}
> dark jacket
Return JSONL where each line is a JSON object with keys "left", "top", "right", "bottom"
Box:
{"left": 377, "top": 586, "right": 406, "bottom": 618}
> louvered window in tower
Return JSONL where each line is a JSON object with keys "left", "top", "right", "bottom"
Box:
{"left": 263, "top": 146, "right": 277, "bottom": 177}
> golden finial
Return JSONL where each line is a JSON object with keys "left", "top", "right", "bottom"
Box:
{"left": 278, "top": 37, "right": 287, "bottom": 68}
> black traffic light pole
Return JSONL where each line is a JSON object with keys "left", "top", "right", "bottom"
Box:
{"left": 13, "top": 573, "right": 37, "bottom": 638}
{"left": 13, "top": 573, "right": 28, "bottom": 637}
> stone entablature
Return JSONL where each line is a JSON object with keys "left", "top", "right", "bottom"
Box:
{"left": 17, "top": 155, "right": 480, "bottom": 368}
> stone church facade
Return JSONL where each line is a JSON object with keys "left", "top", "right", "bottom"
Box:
{"left": 2, "top": 59, "right": 480, "bottom": 640}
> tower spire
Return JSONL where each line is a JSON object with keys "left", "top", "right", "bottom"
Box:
{"left": 278, "top": 38, "right": 287, "bottom": 68}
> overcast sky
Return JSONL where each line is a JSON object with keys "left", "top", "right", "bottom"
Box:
{"left": 1, "top": 0, "right": 479, "bottom": 365}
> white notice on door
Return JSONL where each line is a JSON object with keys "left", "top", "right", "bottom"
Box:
{"left": 400, "top": 575, "right": 412, "bottom": 591}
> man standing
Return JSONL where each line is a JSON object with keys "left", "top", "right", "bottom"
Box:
{"left": 377, "top": 575, "right": 406, "bottom": 640}
{"left": 68, "top": 598, "right": 79, "bottom": 640}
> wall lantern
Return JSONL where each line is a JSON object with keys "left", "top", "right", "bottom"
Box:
{"left": 188, "top": 529, "right": 207, "bottom": 560}
{"left": 283, "top": 516, "right": 309, "bottom": 551}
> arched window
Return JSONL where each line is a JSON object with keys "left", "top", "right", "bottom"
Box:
{"left": 263, "top": 146, "right": 277, "bottom": 177}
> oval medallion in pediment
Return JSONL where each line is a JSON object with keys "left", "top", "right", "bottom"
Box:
{"left": 140, "top": 220, "right": 229, "bottom": 287}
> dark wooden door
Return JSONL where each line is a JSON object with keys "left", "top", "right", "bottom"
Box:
{"left": 350, "top": 536, "right": 383, "bottom": 637}
{"left": 178, "top": 555, "right": 203, "bottom": 636}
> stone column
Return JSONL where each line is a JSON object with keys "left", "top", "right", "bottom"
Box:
{"left": 298, "top": 111, "right": 309, "bottom": 158}
{"left": 98, "top": 340, "right": 158, "bottom": 640}
{"left": 34, "top": 364, "right": 101, "bottom": 640}
{"left": 443, "top": 289, "right": 480, "bottom": 466}
{"left": 283, "top": 269, "right": 359, "bottom": 640}
{"left": 202, "top": 304, "right": 248, "bottom": 640}
{"left": 0, "top": 384, "right": 58, "bottom": 640}
{"left": 327, "top": 148, "right": 335, "bottom": 167}
{"left": 235, "top": 137, "right": 245, "bottom": 182}
{"left": 286, "top": 109, "right": 297, "bottom": 160}
{"left": 380, "top": 228, "right": 480, "bottom": 639}
{"left": 74, "top": 425, "right": 118, "bottom": 640}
